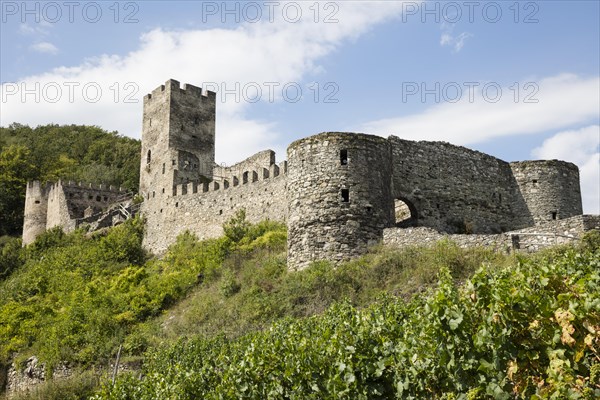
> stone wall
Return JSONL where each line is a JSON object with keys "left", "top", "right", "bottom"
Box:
{"left": 510, "top": 160, "right": 583, "bottom": 226}
{"left": 142, "top": 159, "right": 288, "bottom": 254}
{"left": 3, "top": 357, "right": 72, "bottom": 397}
{"left": 168, "top": 81, "right": 216, "bottom": 182}
{"left": 23, "top": 180, "right": 129, "bottom": 245}
{"left": 287, "top": 132, "right": 394, "bottom": 270}
{"left": 383, "top": 215, "right": 600, "bottom": 253}
{"left": 389, "top": 137, "right": 525, "bottom": 234}
{"left": 508, "top": 214, "right": 599, "bottom": 252}
{"left": 213, "top": 150, "right": 276, "bottom": 184}
{"left": 1, "top": 355, "right": 141, "bottom": 397}
{"left": 47, "top": 182, "right": 126, "bottom": 231}
{"left": 22, "top": 181, "right": 50, "bottom": 245}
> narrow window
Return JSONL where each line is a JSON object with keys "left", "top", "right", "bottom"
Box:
{"left": 341, "top": 188, "right": 350, "bottom": 203}
{"left": 219, "top": 209, "right": 223, "bottom": 215}
{"left": 175, "top": 202, "right": 179, "bottom": 208}
{"left": 162, "top": 188, "right": 165, "bottom": 194}
{"left": 172, "top": 159, "right": 176, "bottom": 166}
{"left": 96, "top": 195, "right": 101, "bottom": 202}
{"left": 147, "top": 150, "right": 151, "bottom": 164}
{"left": 532, "top": 179, "right": 538, "bottom": 186}
{"left": 340, "top": 149, "right": 348, "bottom": 165}
{"left": 552, "top": 211, "right": 557, "bottom": 220}
{"left": 162, "top": 163, "right": 165, "bottom": 174}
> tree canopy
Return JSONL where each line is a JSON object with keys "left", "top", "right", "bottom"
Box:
{"left": 0, "top": 123, "right": 140, "bottom": 236}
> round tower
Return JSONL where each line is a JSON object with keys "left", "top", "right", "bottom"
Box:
{"left": 22, "top": 181, "right": 49, "bottom": 245}
{"left": 510, "top": 160, "right": 582, "bottom": 225}
{"left": 287, "top": 132, "right": 394, "bottom": 270}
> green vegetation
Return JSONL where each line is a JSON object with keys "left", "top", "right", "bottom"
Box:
{"left": 1, "top": 209, "right": 598, "bottom": 399}
{"left": 95, "top": 234, "right": 600, "bottom": 399}
{"left": 0, "top": 123, "right": 140, "bottom": 236}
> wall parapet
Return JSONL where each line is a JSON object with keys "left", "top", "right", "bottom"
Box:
{"left": 383, "top": 215, "right": 599, "bottom": 253}
{"left": 143, "top": 79, "right": 216, "bottom": 103}
{"left": 58, "top": 180, "right": 127, "bottom": 193}
{"left": 174, "top": 162, "right": 288, "bottom": 197}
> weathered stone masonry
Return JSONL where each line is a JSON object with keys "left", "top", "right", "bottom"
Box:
{"left": 287, "top": 133, "right": 394, "bottom": 270}
{"left": 22, "top": 180, "right": 132, "bottom": 245}
{"left": 23, "top": 79, "right": 597, "bottom": 269}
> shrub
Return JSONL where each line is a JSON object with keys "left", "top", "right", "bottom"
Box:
{"left": 223, "top": 208, "right": 250, "bottom": 243}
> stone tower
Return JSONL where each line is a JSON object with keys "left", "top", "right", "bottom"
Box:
{"left": 22, "top": 181, "right": 49, "bottom": 245}
{"left": 287, "top": 132, "right": 395, "bottom": 270}
{"left": 139, "top": 79, "right": 216, "bottom": 201}
{"left": 510, "top": 160, "right": 583, "bottom": 225}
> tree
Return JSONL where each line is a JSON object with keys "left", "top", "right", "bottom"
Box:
{"left": 0, "top": 145, "right": 36, "bottom": 235}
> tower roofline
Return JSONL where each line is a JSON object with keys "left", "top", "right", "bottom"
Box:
{"left": 144, "top": 79, "right": 216, "bottom": 102}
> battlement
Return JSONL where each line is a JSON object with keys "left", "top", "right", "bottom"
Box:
{"left": 55, "top": 180, "right": 127, "bottom": 193}
{"left": 173, "top": 161, "right": 288, "bottom": 196}
{"left": 144, "top": 79, "right": 216, "bottom": 103}
{"left": 25, "top": 180, "right": 127, "bottom": 196}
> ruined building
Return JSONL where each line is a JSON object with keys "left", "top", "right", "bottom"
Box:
{"left": 23, "top": 79, "right": 599, "bottom": 270}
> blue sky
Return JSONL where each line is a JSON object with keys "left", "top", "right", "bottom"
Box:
{"left": 1, "top": 1, "right": 599, "bottom": 212}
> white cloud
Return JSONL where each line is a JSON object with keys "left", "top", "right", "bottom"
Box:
{"left": 1, "top": 1, "right": 406, "bottom": 164}
{"left": 29, "top": 42, "right": 59, "bottom": 54}
{"left": 439, "top": 22, "right": 472, "bottom": 53}
{"left": 532, "top": 125, "right": 600, "bottom": 214}
{"left": 18, "top": 22, "right": 51, "bottom": 36}
{"left": 361, "top": 74, "right": 600, "bottom": 146}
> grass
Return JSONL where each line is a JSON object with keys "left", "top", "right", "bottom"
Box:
{"left": 125, "top": 237, "right": 515, "bottom": 352}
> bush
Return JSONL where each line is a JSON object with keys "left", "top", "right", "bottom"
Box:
{"left": 223, "top": 209, "right": 250, "bottom": 243}
{"left": 580, "top": 229, "right": 600, "bottom": 252}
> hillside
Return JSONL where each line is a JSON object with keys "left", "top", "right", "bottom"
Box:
{"left": 0, "top": 124, "right": 140, "bottom": 237}
{"left": 0, "top": 210, "right": 598, "bottom": 399}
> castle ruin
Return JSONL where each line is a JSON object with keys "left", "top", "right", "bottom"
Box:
{"left": 23, "top": 79, "right": 599, "bottom": 269}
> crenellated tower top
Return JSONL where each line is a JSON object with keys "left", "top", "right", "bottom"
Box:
{"left": 139, "top": 79, "right": 217, "bottom": 200}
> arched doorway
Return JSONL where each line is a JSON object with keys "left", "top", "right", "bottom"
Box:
{"left": 395, "top": 198, "right": 418, "bottom": 227}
